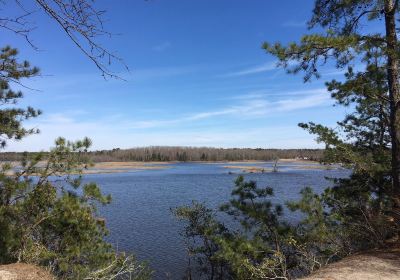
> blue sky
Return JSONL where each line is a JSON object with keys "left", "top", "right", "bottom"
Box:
{"left": 4, "top": 0, "right": 349, "bottom": 151}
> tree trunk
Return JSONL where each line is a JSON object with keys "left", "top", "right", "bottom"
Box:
{"left": 384, "top": 0, "right": 400, "bottom": 212}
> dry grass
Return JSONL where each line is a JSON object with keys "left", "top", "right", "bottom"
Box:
{"left": 301, "top": 248, "right": 400, "bottom": 280}
{"left": 223, "top": 165, "right": 272, "bottom": 173}
{"left": 86, "top": 162, "right": 169, "bottom": 174}
{"left": 202, "top": 160, "right": 268, "bottom": 164}
{"left": 93, "top": 161, "right": 170, "bottom": 167}
{"left": 222, "top": 160, "right": 333, "bottom": 173}
{"left": 278, "top": 158, "right": 319, "bottom": 164}
{"left": 0, "top": 161, "right": 170, "bottom": 175}
{"left": 0, "top": 263, "right": 54, "bottom": 280}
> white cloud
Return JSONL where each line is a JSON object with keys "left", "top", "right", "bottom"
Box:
{"left": 186, "top": 109, "right": 236, "bottom": 121}
{"left": 5, "top": 121, "right": 322, "bottom": 151}
{"left": 4, "top": 88, "right": 331, "bottom": 151}
{"left": 121, "top": 88, "right": 330, "bottom": 127}
{"left": 274, "top": 93, "right": 329, "bottom": 112}
{"left": 230, "top": 88, "right": 327, "bottom": 100}
{"left": 221, "top": 62, "right": 277, "bottom": 77}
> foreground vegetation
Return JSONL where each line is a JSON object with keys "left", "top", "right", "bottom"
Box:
{"left": 174, "top": 0, "right": 400, "bottom": 279}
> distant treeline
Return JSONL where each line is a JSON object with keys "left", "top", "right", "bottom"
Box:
{"left": 0, "top": 147, "right": 324, "bottom": 162}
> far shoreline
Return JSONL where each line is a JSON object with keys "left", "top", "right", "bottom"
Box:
{"left": 90, "top": 158, "right": 319, "bottom": 164}
{"left": 0, "top": 159, "right": 327, "bottom": 175}
{"left": 85, "top": 159, "right": 324, "bottom": 174}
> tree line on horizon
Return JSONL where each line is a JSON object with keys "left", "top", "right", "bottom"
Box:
{"left": 0, "top": 147, "right": 324, "bottom": 162}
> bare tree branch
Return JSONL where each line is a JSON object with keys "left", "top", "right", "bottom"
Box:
{"left": 0, "top": 0, "right": 128, "bottom": 79}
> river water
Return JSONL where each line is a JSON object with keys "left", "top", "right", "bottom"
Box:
{"left": 82, "top": 161, "right": 349, "bottom": 279}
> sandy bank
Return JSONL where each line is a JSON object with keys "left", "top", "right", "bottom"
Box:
{"left": 0, "top": 263, "right": 54, "bottom": 280}
{"left": 202, "top": 159, "right": 319, "bottom": 164}
{"left": 85, "top": 161, "right": 170, "bottom": 174}
{"left": 223, "top": 165, "right": 273, "bottom": 173}
{"left": 301, "top": 248, "right": 400, "bottom": 280}
{"left": 222, "top": 161, "right": 335, "bottom": 173}
{"left": 0, "top": 161, "right": 170, "bottom": 175}
{"left": 0, "top": 159, "right": 330, "bottom": 175}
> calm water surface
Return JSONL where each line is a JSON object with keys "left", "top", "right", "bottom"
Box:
{"left": 82, "top": 162, "right": 350, "bottom": 279}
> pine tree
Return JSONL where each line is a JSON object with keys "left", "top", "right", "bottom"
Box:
{"left": 0, "top": 47, "right": 151, "bottom": 279}
{"left": 263, "top": 0, "right": 400, "bottom": 230}
{"left": 0, "top": 46, "right": 41, "bottom": 148}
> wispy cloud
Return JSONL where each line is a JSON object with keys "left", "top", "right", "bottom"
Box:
{"left": 221, "top": 62, "right": 277, "bottom": 77}
{"left": 6, "top": 117, "right": 322, "bottom": 151}
{"left": 229, "top": 88, "right": 326, "bottom": 100}
{"left": 5, "top": 88, "right": 331, "bottom": 151}
{"left": 186, "top": 109, "right": 236, "bottom": 121}
{"left": 124, "top": 88, "right": 331, "bottom": 128}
